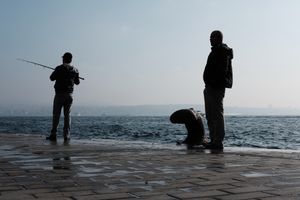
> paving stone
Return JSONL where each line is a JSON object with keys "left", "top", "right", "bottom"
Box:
{"left": 168, "top": 189, "right": 228, "bottom": 198}
{"left": 141, "top": 194, "right": 183, "bottom": 200}
{"left": 222, "top": 186, "right": 274, "bottom": 194}
{"left": 259, "top": 196, "right": 300, "bottom": 200}
{"left": 0, "top": 193, "right": 36, "bottom": 200}
{"left": 192, "top": 179, "right": 241, "bottom": 186}
{"left": 216, "top": 192, "right": 275, "bottom": 200}
{"left": 35, "top": 190, "right": 95, "bottom": 198}
{"left": 264, "top": 186, "right": 300, "bottom": 196}
{"left": 74, "top": 193, "right": 133, "bottom": 200}
{"left": 0, "top": 186, "right": 24, "bottom": 192}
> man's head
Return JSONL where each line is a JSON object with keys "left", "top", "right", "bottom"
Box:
{"left": 62, "top": 52, "right": 72, "bottom": 64}
{"left": 210, "top": 30, "right": 223, "bottom": 47}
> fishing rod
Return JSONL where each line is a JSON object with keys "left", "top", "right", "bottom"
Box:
{"left": 17, "top": 58, "right": 85, "bottom": 80}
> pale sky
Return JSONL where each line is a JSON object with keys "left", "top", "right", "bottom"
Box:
{"left": 1, "top": 0, "right": 300, "bottom": 108}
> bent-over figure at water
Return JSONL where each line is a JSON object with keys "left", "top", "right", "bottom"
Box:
{"left": 170, "top": 108, "right": 206, "bottom": 147}
{"left": 46, "top": 52, "right": 80, "bottom": 143}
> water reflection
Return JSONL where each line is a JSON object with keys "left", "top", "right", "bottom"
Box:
{"left": 52, "top": 156, "right": 71, "bottom": 170}
{"left": 185, "top": 145, "right": 224, "bottom": 154}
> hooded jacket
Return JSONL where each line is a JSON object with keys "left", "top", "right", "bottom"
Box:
{"left": 203, "top": 43, "right": 233, "bottom": 89}
{"left": 50, "top": 64, "right": 80, "bottom": 94}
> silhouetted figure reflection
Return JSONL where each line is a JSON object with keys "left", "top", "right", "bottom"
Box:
{"left": 170, "top": 108, "right": 206, "bottom": 147}
{"left": 203, "top": 30, "right": 233, "bottom": 150}
{"left": 52, "top": 156, "right": 71, "bottom": 170}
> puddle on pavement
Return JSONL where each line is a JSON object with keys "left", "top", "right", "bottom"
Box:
{"left": 12, "top": 158, "right": 51, "bottom": 163}
{"left": 137, "top": 185, "right": 153, "bottom": 191}
{"left": 4, "top": 155, "right": 39, "bottom": 160}
{"left": 103, "top": 170, "right": 155, "bottom": 177}
{"left": 154, "top": 165, "right": 207, "bottom": 174}
{"left": 80, "top": 166, "right": 104, "bottom": 173}
{"left": 103, "top": 170, "right": 137, "bottom": 177}
{"left": 2, "top": 148, "right": 72, "bottom": 171}
{"left": 147, "top": 180, "right": 166, "bottom": 185}
{"left": 122, "top": 179, "right": 166, "bottom": 186}
{"left": 105, "top": 183, "right": 119, "bottom": 190}
{"left": 0, "top": 148, "right": 109, "bottom": 174}
{"left": 77, "top": 172, "right": 102, "bottom": 177}
{"left": 192, "top": 166, "right": 206, "bottom": 170}
{"left": 77, "top": 166, "right": 105, "bottom": 175}
{"left": 0, "top": 145, "right": 15, "bottom": 150}
{"left": 20, "top": 165, "right": 53, "bottom": 170}
{"left": 70, "top": 156, "right": 98, "bottom": 160}
{"left": 225, "top": 164, "right": 245, "bottom": 167}
{"left": 52, "top": 157, "right": 72, "bottom": 170}
{"left": 15, "top": 157, "right": 72, "bottom": 171}
{"left": 72, "top": 160, "right": 109, "bottom": 166}
{"left": 241, "top": 172, "right": 274, "bottom": 178}
{"left": 180, "top": 187, "right": 194, "bottom": 192}
{"left": 155, "top": 167, "right": 177, "bottom": 174}
{"left": 121, "top": 180, "right": 145, "bottom": 185}
{"left": 105, "top": 182, "right": 154, "bottom": 191}
{"left": 0, "top": 147, "right": 38, "bottom": 160}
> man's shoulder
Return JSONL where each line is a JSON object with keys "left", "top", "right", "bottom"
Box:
{"left": 70, "top": 65, "right": 79, "bottom": 73}
{"left": 56, "top": 64, "right": 79, "bottom": 72}
{"left": 55, "top": 65, "right": 64, "bottom": 70}
{"left": 220, "top": 44, "right": 233, "bottom": 59}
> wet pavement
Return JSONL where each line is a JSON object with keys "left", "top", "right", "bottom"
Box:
{"left": 1, "top": 134, "right": 300, "bottom": 199}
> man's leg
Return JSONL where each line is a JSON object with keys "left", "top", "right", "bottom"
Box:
{"left": 212, "top": 88, "right": 225, "bottom": 145}
{"left": 49, "top": 94, "right": 63, "bottom": 141}
{"left": 204, "top": 87, "right": 215, "bottom": 143}
{"left": 63, "top": 94, "right": 73, "bottom": 141}
{"left": 204, "top": 87, "right": 225, "bottom": 147}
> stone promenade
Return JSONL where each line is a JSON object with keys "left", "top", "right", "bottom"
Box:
{"left": 1, "top": 133, "right": 300, "bottom": 200}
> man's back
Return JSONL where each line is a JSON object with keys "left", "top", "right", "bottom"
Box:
{"left": 203, "top": 43, "right": 233, "bottom": 89}
{"left": 47, "top": 52, "right": 79, "bottom": 143}
{"left": 50, "top": 64, "right": 80, "bottom": 94}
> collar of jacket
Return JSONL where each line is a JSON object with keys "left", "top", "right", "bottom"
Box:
{"left": 211, "top": 43, "right": 223, "bottom": 50}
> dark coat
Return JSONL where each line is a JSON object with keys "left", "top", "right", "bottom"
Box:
{"left": 203, "top": 43, "right": 233, "bottom": 89}
{"left": 50, "top": 64, "right": 80, "bottom": 94}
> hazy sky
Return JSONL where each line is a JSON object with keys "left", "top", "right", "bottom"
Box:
{"left": 1, "top": 0, "right": 300, "bottom": 108}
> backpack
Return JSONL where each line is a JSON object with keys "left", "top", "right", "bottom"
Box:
{"left": 225, "top": 48, "right": 233, "bottom": 88}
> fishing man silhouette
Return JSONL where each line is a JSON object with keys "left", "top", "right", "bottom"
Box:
{"left": 46, "top": 52, "right": 80, "bottom": 143}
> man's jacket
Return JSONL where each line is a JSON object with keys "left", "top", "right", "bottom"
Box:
{"left": 50, "top": 64, "right": 80, "bottom": 94}
{"left": 203, "top": 43, "right": 233, "bottom": 89}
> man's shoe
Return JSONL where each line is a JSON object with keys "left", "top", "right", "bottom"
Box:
{"left": 64, "top": 137, "right": 70, "bottom": 144}
{"left": 46, "top": 135, "right": 57, "bottom": 142}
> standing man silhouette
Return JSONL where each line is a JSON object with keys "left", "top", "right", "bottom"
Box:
{"left": 203, "top": 30, "right": 233, "bottom": 150}
{"left": 47, "top": 52, "right": 80, "bottom": 143}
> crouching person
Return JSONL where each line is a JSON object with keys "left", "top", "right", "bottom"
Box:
{"left": 170, "top": 108, "right": 206, "bottom": 147}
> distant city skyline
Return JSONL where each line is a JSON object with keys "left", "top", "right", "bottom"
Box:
{"left": 1, "top": 0, "right": 300, "bottom": 110}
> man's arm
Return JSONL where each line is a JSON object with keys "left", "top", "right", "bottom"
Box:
{"left": 50, "top": 67, "right": 58, "bottom": 81}
{"left": 74, "top": 70, "right": 80, "bottom": 85}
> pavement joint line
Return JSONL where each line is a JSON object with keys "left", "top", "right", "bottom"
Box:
{"left": 127, "top": 192, "right": 141, "bottom": 198}
{"left": 166, "top": 193, "right": 182, "bottom": 199}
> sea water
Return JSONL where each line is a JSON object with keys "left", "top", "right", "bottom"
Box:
{"left": 1, "top": 116, "right": 300, "bottom": 150}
